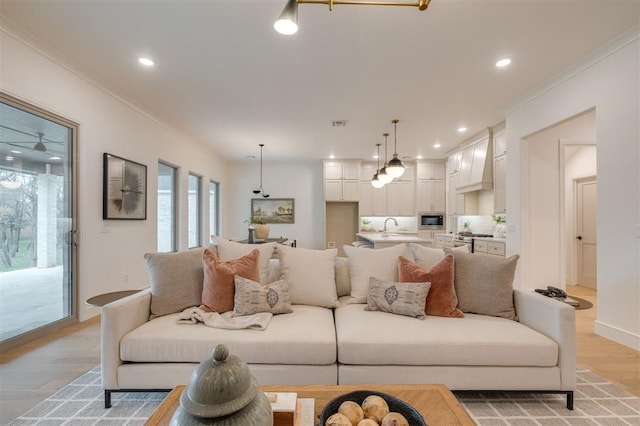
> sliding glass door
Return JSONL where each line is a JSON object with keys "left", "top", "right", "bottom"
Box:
{"left": 0, "top": 93, "right": 77, "bottom": 350}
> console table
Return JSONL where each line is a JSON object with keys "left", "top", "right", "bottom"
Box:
{"left": 236, "top": 237, "right": 288, "bottom": 244}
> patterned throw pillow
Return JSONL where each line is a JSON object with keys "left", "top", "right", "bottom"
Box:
{"left": 365, "top": 277, "right": 431, "bottom": 320}
{"left": 233, "top": 276, "right": 293, "bottom": 317}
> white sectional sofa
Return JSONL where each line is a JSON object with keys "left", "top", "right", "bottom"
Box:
{"left": 101, "top": 241, "right": 576, "bottom": 409}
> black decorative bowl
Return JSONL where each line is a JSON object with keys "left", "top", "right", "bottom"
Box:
{"left": 317, "top": 390, "right": 427, "bottom": 426}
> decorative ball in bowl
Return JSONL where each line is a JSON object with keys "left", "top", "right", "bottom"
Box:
{"left": 318, "top": 390, "right": 427, "bottom": 426}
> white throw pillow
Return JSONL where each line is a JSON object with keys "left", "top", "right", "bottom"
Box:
{"left": 212, "top": 236, "right": 275, "bottom": 283}
{"left": 343, "top": 243, "right": 411, "bottom": 304}
{"left": 409, "top": 243, "right": 469, "bottom": 270}
{"left": 276, "top": 245, "right": 339, "bottom": 308}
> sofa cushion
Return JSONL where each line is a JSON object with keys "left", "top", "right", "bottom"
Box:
{"left": 276, "top": 245, "right": 339, "bottom": 308}
{"left": 343, "top": 244, "right": 410, "bottom": 304}
{"left": 446, "top": 250, "right": 520, "bottom": 320}
{"left": 212, "top": 236, "right": 275, "bottom": 283}
{"left": 201, "top": 248, "right": 260, "bottom": 313}
{"left": 145, "top": 248, "right": 205, "bottom": 320}
{"left": 335, "top": 257, "right": 351, "bottom": 297}
{"left": 120, "top": 305, "right": 336, "bottom": 365}
{"left": 233, "top": 276, "right": 293, "bottom": 316}
{"left": 409, "top": 243, "right": 469, "bottom": 270}
{"left": 335, "top": 304, "right": 558, "bottom": 367}
{"left": 398, "top": 255, "right": 464, "bottom": 318}
{"left": 365, "top": 277, "right": 430, "bottom": 319}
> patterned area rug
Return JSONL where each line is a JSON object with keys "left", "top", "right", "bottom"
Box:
{"left": 8, "top": 367, "right": 640, "bottom": 425}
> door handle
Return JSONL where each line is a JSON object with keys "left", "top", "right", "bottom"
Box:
{"left": 576, "top": 236, "right": 583, "bottom": 240}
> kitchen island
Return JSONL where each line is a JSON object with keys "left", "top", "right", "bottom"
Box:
{"left": 355, "top": 233, "right": 433, "bottom": 249}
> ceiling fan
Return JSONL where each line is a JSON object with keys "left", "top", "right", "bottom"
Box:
{"left": 252, "top": 144, "right": 270, "bottom": 198}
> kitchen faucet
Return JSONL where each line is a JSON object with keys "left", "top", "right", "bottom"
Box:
{"left": 383, "top": 217, "right": 398, "bottom": 233}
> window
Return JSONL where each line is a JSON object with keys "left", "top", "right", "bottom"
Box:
{"left": 209, "top": 180, "right": 219, "bottom": 239}
{"left": 1, "top": 93, "right": 78, "bottom": 350}
{"left": 188, "top": 173, "right": 201, "bottom": 248}
{"left": 157, "top": 162, "right": 177, "bottom": 252}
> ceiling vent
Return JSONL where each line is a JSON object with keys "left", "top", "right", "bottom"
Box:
{"left": 331, "top": 120, "right": 348, "bottom": 127}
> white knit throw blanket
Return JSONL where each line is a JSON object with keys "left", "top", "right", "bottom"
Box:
{"left": 176, "top": 307, "right": 272, "bottom": 330}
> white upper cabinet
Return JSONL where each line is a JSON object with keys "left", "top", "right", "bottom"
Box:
{"left": 324, "top": 160, "right": 361, "bottom": 201}
{"left": 447, "top": 153, "right": 462, "bottom": 174}
{"left": 417, "top": 180, "right": 445, "bottom": 212}
{"left": 493, "top": 126, "right": 507, "bottom": 158}
{"left": 493, "top": 155, "right": 507, "bottom": 214}
{"left": 492, "top": 124, "right": 506, "bottom": 213}
{"left": 416, "top": 160, "right": 446, "bottom": 180}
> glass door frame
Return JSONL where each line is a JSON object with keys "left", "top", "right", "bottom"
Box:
{"left": 0, "top": 92, "right": 79, "bottom": 352}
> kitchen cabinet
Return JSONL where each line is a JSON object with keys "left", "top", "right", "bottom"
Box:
{"left": 493, "top": 155, "right": 506, "bottom": 214}
{"left": 417, "top": 179, "right": 445, "bottom": 212}
{"left": 473, "top": 238, "right": 506, "bottom": 257}
{"left": 386, "top": 181, "right": 415, "bottom": 216}
{"left": 360, "top": 161, "right": 415, "bottom": 216}
{"left": 492, "top": 125, "right": 506, "bottom": 214}
{"left": 417, "top": 160, "right": 445, "bottom": 180}
{"left": 359, "top": 181, "right": 386, "bottom": 216}
{"left": 324, "top": 160, "right": 361, "bottom": 201}
{"left": 435, "top": 234, "right": 454, "bottom": 249}
{"left": 447, "top": 153, "right": 462, "bottom": 175}
{"left": 447, "top": 172, "right": 465, "bottom": 215}
{"left": 457, "top": 129, "right": 493, "bottom": 193}
{"left": 493, "top": 125, "right": 507, "bottom": 158}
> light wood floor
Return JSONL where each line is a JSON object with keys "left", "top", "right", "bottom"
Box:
{"left": 0, "top": 286, "right": 638, "bottom": 424}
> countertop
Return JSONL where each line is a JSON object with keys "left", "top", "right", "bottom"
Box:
{"left": 356, "top": 233, "right": 432, "bottom": 244}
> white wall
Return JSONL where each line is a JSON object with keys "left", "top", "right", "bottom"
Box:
{"left": 1, "top": 23, "right": 228, "bottom": 321}
{"left": 224, "top": 161, "right": 325, "bottom": 249}
{"left": 520, "top": 110, "right": 596, "bottom": 288}
{"left": 505, "top": 27, "right": 639, "bottom": 349}
{"left": 564, "top": 144, "right": 597, "bottom": 285}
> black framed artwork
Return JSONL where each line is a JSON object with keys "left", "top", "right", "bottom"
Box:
{"left": 103, "top": 153, "right": 147, "bottom": 220}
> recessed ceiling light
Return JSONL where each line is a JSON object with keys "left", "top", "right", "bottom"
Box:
{"left": 433, "top": 143, "right": 441, "bottom": 148}
{"left": 329, "top": 154, "right": 336, "bottom": 159}
{"left": 458, "top": 127, "right": 467, "bottom": 133}
{"left": 10, "top": 150, "right": 22, "bottom": 154}
{"left": 5, "top": 155, "right": 14, "bottom": 161}
{"left": 373, "top": 154, "right": 379, "bottom": 159}
{"left": 49, "top": 156, "right": 61, "bottom": 160}
{"left": 138, "top": 57, "right": 154, "bottom": 67}
{"left": 496, "top": 58, "right": 511, "bottom": 68}
{"left": 416, "top": 155, "right": 423, "bottom": 160}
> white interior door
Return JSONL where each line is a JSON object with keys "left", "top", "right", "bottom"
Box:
{"left": 576, "top": 177, "right": 597, "bottom": 289}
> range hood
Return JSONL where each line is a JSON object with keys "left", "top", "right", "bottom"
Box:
{"left": 456, "top": 128, "right": 493, "bottom": 193}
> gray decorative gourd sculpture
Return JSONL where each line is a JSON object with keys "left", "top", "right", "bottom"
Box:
{"left": 170, "top": 344, "right": 273, "bottom": 426}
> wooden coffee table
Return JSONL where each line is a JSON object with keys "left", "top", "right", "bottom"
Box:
{"left": 145, "top": 383, "right": 475, "bottom": 425}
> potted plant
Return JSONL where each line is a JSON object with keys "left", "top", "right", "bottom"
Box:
{"left": 361, "top": 218, "right": 372, "bottom": 232}
{"left": 250, "top": 216, "right": 269, "bottom": 240}
{"left": 492, "top": 215, "right": 506, "bottom": 238}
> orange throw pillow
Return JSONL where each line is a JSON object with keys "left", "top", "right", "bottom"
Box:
{"left": 398, "top": 255, "right": 464, "bottom": 318}
{"left": 200, "top": 248, "right": 260, "bottom": 313}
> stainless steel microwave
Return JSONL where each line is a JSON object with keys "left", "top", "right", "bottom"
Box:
{"left": 418, "top": 212, "right": 445, "bottom": 230}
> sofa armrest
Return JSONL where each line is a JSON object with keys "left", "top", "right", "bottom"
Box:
{"left": 101, "top": 288, "right": 152, "bottom": 389}
{"left": 514, "top": 289, "right": 576, "bottom": 390}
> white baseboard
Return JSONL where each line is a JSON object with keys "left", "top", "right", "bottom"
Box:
{"left": 595, "top": 320, "right": 640, "bottom": 350}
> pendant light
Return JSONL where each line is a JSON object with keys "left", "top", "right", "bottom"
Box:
{"left": 34, "top": 132, "right": 46, "bottom": 152}
{"left": 377, "top": 133, "right": 392, "bottom": 184}
{"left": 274, "top": 0, "right": 298, "bottom": 35}
{"left": 386, "top": 119, "right": 405, "bottom": 178}
{"left": 252, "top": 144, "right": 270, "bottom": 198}
{"left": 371, "top": 143, "right": 385, "bottom": 188}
